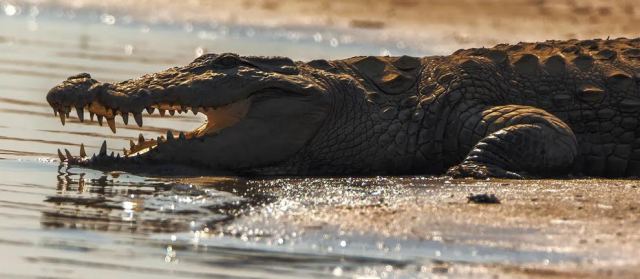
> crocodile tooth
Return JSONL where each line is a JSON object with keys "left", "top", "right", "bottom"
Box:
{"left": 130, "top": 139, "right": 136, "bottom": 149}
{"left": 97, "top": 115, "right": 104, "bottom": 126}
{"left": 166, "top": 130, "right": 174, "bottom": 141}
{"left": 138, "top": 134, "right": 145, "bottom": 143}
{"left": 64, "top": 149, "right": 73, "bottom": 160}
{"left": 65, "top": 107, "right": 71, "bottom": 117}
{"left": 146, "top": 107, "right": 155, "bottom": 114}
{"left": 59, "top": 113, "right": 66, "bottom": 125}
{"left": 169, "top": 110, "right": 175, "bottom": 116}
{"left": 159, "top": 109, "right": 166, "bottom": 117}
{"left": 106, "top": 118, "right": 116, "bottom": 133}
{"left": 133, "top": 112, "right": 143, "bottom": 127}
{"left": 123, "top": 148, "right": 128, "bottom": 156}
{"left": 90, "top": 112, "right": 95, "bottom": 121}
{"left": 192, "top": 107, "right": 199, "bottom": 115}
{"left": 99, "top": 140, "right": 107, "bottom": 156}
{"left": 80, "top": 144, "right": 87, "bottom": 157}
{"left": 178, "top": 132, "right": 186, "bottom": 140}
{"left": 110, "top": 152, "right": 114, "bottom": 158}
{"left": 76, "top": 107, "right": 84, "bottom": 122}
{"left": 57, "top": 149, "right": 65, "bottom": 161}
{"left": 121, "top": 113, "right": 129, "bottom": 125}
{"left": 116, "top": 153, "right": 121, "bottom": 159}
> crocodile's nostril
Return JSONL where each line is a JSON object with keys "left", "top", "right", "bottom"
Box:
{"left": 68, "top": 73, "right": 91, "bottom": 80}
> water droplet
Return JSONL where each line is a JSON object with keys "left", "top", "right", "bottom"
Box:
{"left": 332, "top": 266, "right": 343, "bottom": 277}
{"left": 339, "top": 240, "right": 347, "bottom": 247}
{"left": 164, "top": 245, "right": 177, "bottom": 262}
{"left": 313, "top": 32, "right": 323, "bottom": 43}
{"left": 3, "top": 4, "right": 18, "bottom": 16}
{"left": 100, "top": 13, "right": 116, "bottom": 25}
{"left": 330, "top": 38, "right": 339, "bottom": 47}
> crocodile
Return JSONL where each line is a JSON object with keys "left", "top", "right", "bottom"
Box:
{"left": 47, "top": 38, "right": 640, "bottom": 178}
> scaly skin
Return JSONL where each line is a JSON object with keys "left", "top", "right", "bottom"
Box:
{"left": 47, "top": 38, "right": 640, "bottom": 178}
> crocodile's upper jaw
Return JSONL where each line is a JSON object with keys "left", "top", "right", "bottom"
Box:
{"left": 46, "top": 53, "right": 330, "bottom": 174}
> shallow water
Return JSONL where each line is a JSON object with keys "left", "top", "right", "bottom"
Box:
{"left": 0, "top": 2, "right": 636, "bottom": 278}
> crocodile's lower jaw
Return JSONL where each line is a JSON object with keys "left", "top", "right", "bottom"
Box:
{"left": 58, "top": 98, "right": 251, "bottom": 159}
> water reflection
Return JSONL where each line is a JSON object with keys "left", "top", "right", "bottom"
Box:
{"left": 45, "top": 165, "right": 259, "bottom": 234}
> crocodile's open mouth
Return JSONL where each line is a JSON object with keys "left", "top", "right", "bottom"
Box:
{"left": 53, "top": 92, "right": 256, "bottom": 160}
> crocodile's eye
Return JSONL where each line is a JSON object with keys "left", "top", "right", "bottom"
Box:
{"left": 216, "top": 54, "right": 241, "bottom": 68}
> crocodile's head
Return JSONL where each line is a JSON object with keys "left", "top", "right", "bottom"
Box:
{"left": 47, "top": 53, "right": 331, "bottom": 175}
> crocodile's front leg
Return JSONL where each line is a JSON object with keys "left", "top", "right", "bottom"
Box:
{"left": 447, "top": 105, "right": 578, "bottom": 179}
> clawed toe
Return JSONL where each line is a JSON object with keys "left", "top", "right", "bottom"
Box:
{"left": 446, "top": 163, "right": 523, "bottom": 179}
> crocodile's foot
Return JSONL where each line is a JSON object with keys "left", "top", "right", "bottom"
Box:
{"left": 446, "top": 163, "right": 523, "bottom": 179}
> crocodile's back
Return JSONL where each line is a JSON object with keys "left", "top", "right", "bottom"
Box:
{"left": 451, "top": 38, "right": 640, "bottom": 110}
{"left": 435, "top": 38, "right": 640, "bottom": 177}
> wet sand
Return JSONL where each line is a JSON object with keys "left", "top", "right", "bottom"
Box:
{"left": 180, "top": 177, "right": 640, "bottom": 278}
{"left": 295, "top": 180, "right": 640, "bottom": 278}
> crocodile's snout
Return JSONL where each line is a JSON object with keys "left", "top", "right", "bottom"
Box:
{"left": 47, "top": 72, "right": 100, "bottom": 124}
